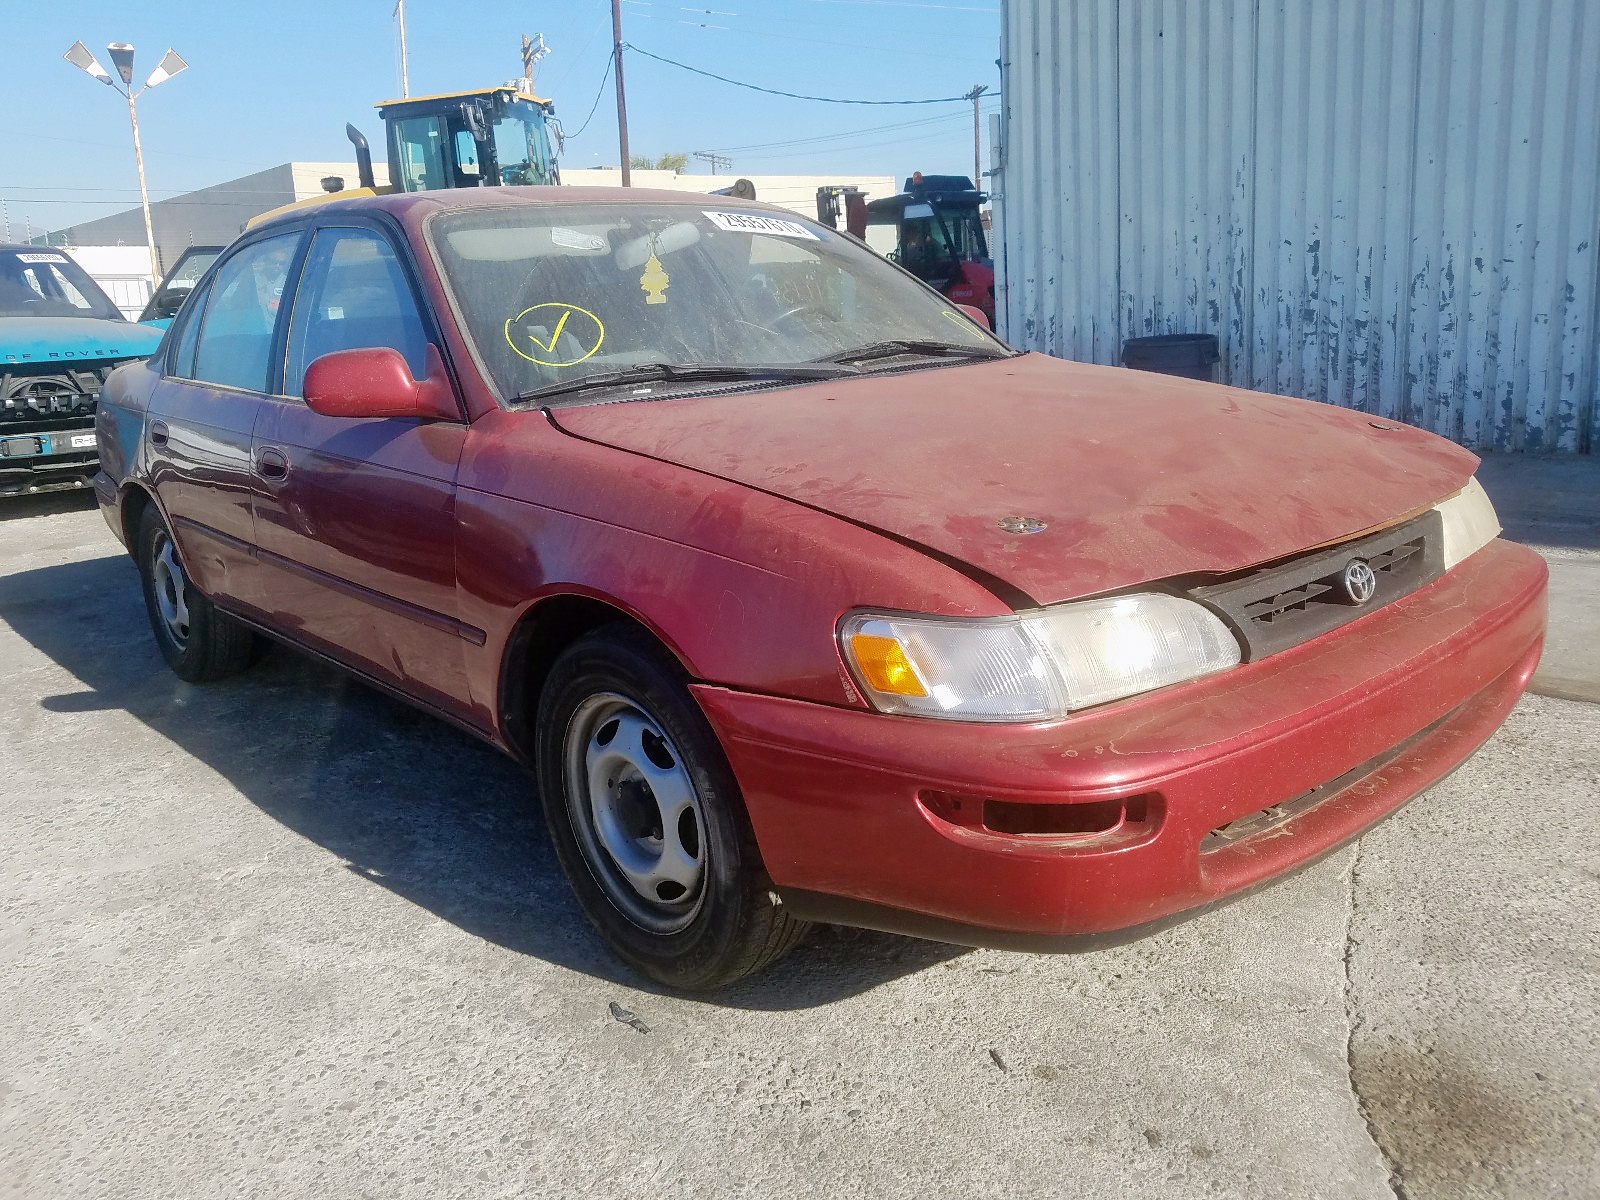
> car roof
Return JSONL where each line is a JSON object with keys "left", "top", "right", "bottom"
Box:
{"left": 249, "top": 186, "right": 796, "bottom": 234}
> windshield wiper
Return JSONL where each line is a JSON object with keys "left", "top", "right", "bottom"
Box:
{"left": 513, "top": 361, "right": 856, "bottom": 405}
{"left": 815, "top": 339, "right": 1011, "bottom": 367}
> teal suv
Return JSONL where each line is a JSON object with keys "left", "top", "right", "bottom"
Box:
{"left": 2, "top": 245, "right": 163, "bottom": 497}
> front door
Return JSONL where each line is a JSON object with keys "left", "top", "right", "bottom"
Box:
{"left": 145, "top": 231, "right": 303, "bottom": 614}
{"left": 251, "top": 225, "right": 472, "bottom": 719}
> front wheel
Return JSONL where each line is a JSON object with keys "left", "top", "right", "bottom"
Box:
{"left": 136, "top": 505, "right": 261, "bottom": 683}
{"left": 535, "top": 627, "right": 808, "bottom": 990}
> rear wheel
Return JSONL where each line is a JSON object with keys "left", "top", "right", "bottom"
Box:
{"left": 136, "top": 505, "right": 261, "bottom": 683}
{"left": 536, "top": 627, "right": 808, "bottom": 990}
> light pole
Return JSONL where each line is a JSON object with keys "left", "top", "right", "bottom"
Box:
{"left": 64, "top": 40, "right": 188, "bottom": 284}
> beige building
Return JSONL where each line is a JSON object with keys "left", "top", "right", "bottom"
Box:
{"left": 41, "top": 162, "right": 393, "bottom": 276}
{"left": 560, "top": 170, "right": 895, "bottom": 220}
{"left": 43, "top": 167, "right": 895, "bottom": 278}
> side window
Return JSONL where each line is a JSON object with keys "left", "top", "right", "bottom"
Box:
{"left": 392, "top": 115, "right": 446, "bottom": 192}
{"left": 284, "top": 229, "right": 430, "bottom": 397}
{"left": 167, "top": 279, "right": 213, "bottom": 379}
{"left": 191, "top": 234, "right": 300, "bottom": 393}
{"left": 452, "top": 130, "right": 484, "bottom": 186}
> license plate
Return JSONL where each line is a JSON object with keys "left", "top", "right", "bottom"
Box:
{"left": 69, "top": 434, "right": 97, "bottom": 449}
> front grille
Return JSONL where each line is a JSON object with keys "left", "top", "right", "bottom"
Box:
{"left": 0, "top": 362, "right": 119, "bottom": 431}
{"left": 1189, "top": 511, "right": 1444, "bottom": 661}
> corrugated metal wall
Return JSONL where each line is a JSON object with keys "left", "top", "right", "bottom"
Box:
{"left": 996, "top": 0, "right": 1600, "bottom": 452}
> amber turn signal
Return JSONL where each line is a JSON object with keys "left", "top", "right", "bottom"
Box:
{"left": 847, "top": 633, "right": 929, "bottom": 697}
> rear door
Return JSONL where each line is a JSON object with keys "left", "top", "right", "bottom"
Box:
{"left": 251, "top": 223, "right": 473, "bottom": 717}
{"left": 145, "top": 231, "right": 302, "bottom": 613}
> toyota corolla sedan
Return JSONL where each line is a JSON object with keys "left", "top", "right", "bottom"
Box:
{"left": 93, "top": 189, "right": 1547, "bottom": 990}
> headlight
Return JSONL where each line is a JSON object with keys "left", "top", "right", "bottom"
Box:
{"left": 1434, "top": 477, "right": 1500, "bottom": 569}
{"left": 840, "top": 594, "right": 1242, "bottom": 722}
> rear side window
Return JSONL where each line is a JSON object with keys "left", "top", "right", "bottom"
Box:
{"left": 191, "top": 233, "right": 301, "bottom": 393}
{"left": 284, "top": 228, "right": 429, "bottom": 397}
{"left": 168, "top": 279, "right": 213, "bottom": 379}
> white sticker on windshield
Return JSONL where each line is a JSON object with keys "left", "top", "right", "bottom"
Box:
{"left": 551, "top": 227, "right": 608, "bottom": 252}
{"left": 703, "top": 211, "right": 819, "bottom": 240}
{"left": 16, "top": 253, "right": 68, "bottom": 263}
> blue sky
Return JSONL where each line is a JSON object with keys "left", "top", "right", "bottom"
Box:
{"left": 2, "top": 0, "right": 1001, "bottom": 237}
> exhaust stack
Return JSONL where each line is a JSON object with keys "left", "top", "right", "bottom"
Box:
{"left": 346, "top": 123, "right": 376, "bottom": 191}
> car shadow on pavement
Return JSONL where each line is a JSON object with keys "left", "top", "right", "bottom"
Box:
{"left": 1476, "top": 452, "right": 1600, "bottom": 552}
{"left": 2, "top": 552, "right": 964, "bottom": 1010}
{"left": 0, "top": 489, "right": 100, "bottom": 522}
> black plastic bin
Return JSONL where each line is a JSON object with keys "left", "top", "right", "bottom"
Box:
{"left": 1121, "top": 334, "right": 1220, "bottom": 382}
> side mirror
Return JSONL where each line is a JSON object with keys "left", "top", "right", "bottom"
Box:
{"left": 304, "top": 344, "right": 459, "bottom": 421}
{"left": 955, "top": 303, "right": 992, "bottom": 331}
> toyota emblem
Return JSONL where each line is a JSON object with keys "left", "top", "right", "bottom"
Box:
{"left": 1341, "top": 558, "right": 1378, "bottom": 605}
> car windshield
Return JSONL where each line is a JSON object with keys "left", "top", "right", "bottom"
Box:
{"left": 0, "top": 248, "right": 124, "bottom": 321}
{"left": 426, "top": 202, "right": 1006, "bottom": 403}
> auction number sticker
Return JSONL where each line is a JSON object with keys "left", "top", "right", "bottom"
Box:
{"left": 17, "top": 253, "right": 68, "bottom": 263}
{"left": 504, "top": 302, "right": 606, "bottom": 367}
{"left": 703, "top": 211, "right": 819, "bottom": 240}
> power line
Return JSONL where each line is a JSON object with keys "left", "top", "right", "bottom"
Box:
{"left": 619, "top": 3, "right": 979, "bottom": 62}
{"left": 784, "top": 0, "right": 998, "bottom": 10}
{"left": 565, "top": 53, "right": 616, "bottom": 140}
{"left": 624, "top": 42, "right": 972, "bottom": 104}
{"left": 703, "top": 100, "right": 997, "bottom": 153}
{"left": 738, "top": 122, "right": 992, "bottom": 163}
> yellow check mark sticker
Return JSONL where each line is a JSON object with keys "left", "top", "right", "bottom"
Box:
{"left": 526, "top": 308, "right": 572, "bottom": 355}
{"left": 505, "top": 302, "right": 606, "bottom": 367}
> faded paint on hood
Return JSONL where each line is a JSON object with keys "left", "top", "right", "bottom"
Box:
{"left": 2, "top": 315, "right": 164, "bottom": 365}
{"left": 549, "top": 353, "right": 1478, "bottom": 604}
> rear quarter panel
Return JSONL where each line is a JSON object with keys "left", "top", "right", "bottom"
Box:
{"left": 94, "top": 358, "right": 161, "bottom": 523}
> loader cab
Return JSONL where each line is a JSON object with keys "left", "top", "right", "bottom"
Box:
{"left": 379, "top": 86, "right": 559, "bottom": 193}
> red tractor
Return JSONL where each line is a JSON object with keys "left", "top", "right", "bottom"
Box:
{"left": 816, "top": 173, "right": 994, "bottom": 326}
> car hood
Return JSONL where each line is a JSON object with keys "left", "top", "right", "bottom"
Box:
{"left": 2, "top": 316, "right": 164, "bottom": 365}
{"left": 548, "top": 353, "right": 1479, "bottom": 605}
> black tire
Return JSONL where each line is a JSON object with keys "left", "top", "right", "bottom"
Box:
{"left": 535, "top": 626, "right": 809, "bottom": 991}
{"left": 136, "top": 505, "right": 261, "bottom": 683}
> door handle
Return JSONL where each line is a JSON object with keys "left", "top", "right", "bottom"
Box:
{"left": 255, "top": 447, "right": 289, "bottom": 480}
{"left": 149, "top": 420, "right": 170, "bottom": 447}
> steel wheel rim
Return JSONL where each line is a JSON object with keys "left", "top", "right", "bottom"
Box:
{"left": 150, "top": 529, "right": 191, "bottom": 647}
{"left": 563, "top": 692, "right": 707, "bottom": 934}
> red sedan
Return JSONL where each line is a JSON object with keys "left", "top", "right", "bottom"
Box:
{"left": 93, "top": 189, "right": 1546, "bottom": 990}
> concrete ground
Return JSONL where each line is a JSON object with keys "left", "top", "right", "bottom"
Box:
{"left": 1, "top": 462, "right": 1597, "bottom": 1200}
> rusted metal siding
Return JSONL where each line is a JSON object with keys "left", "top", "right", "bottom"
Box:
{"left": 996, "top": 0, "right": 1600, "bottom": 452}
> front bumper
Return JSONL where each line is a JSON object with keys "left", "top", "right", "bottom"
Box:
{"left": 0, "top": 423, "right": 99, "bottom": 497}
{"left": 693, "top": 538, "right": 1547, "bottom": 947}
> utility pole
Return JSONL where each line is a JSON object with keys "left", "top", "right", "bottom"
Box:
{"left": 693, "top": 151, "right": 732, "bottom": 176}
{"left": 520, "top": 33, "right": 548, "bottom": 94}
{"left": 612, "top": 0, "right": 631, "bottom": 185}
{"left": 966, "top": 84, "right": 989, "bottom": 187}
{"left": 1, "top": 198, "right": 9, "bottom": 242}
{"left": 394, "top": 0, "right": 410, "bottom": 97}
